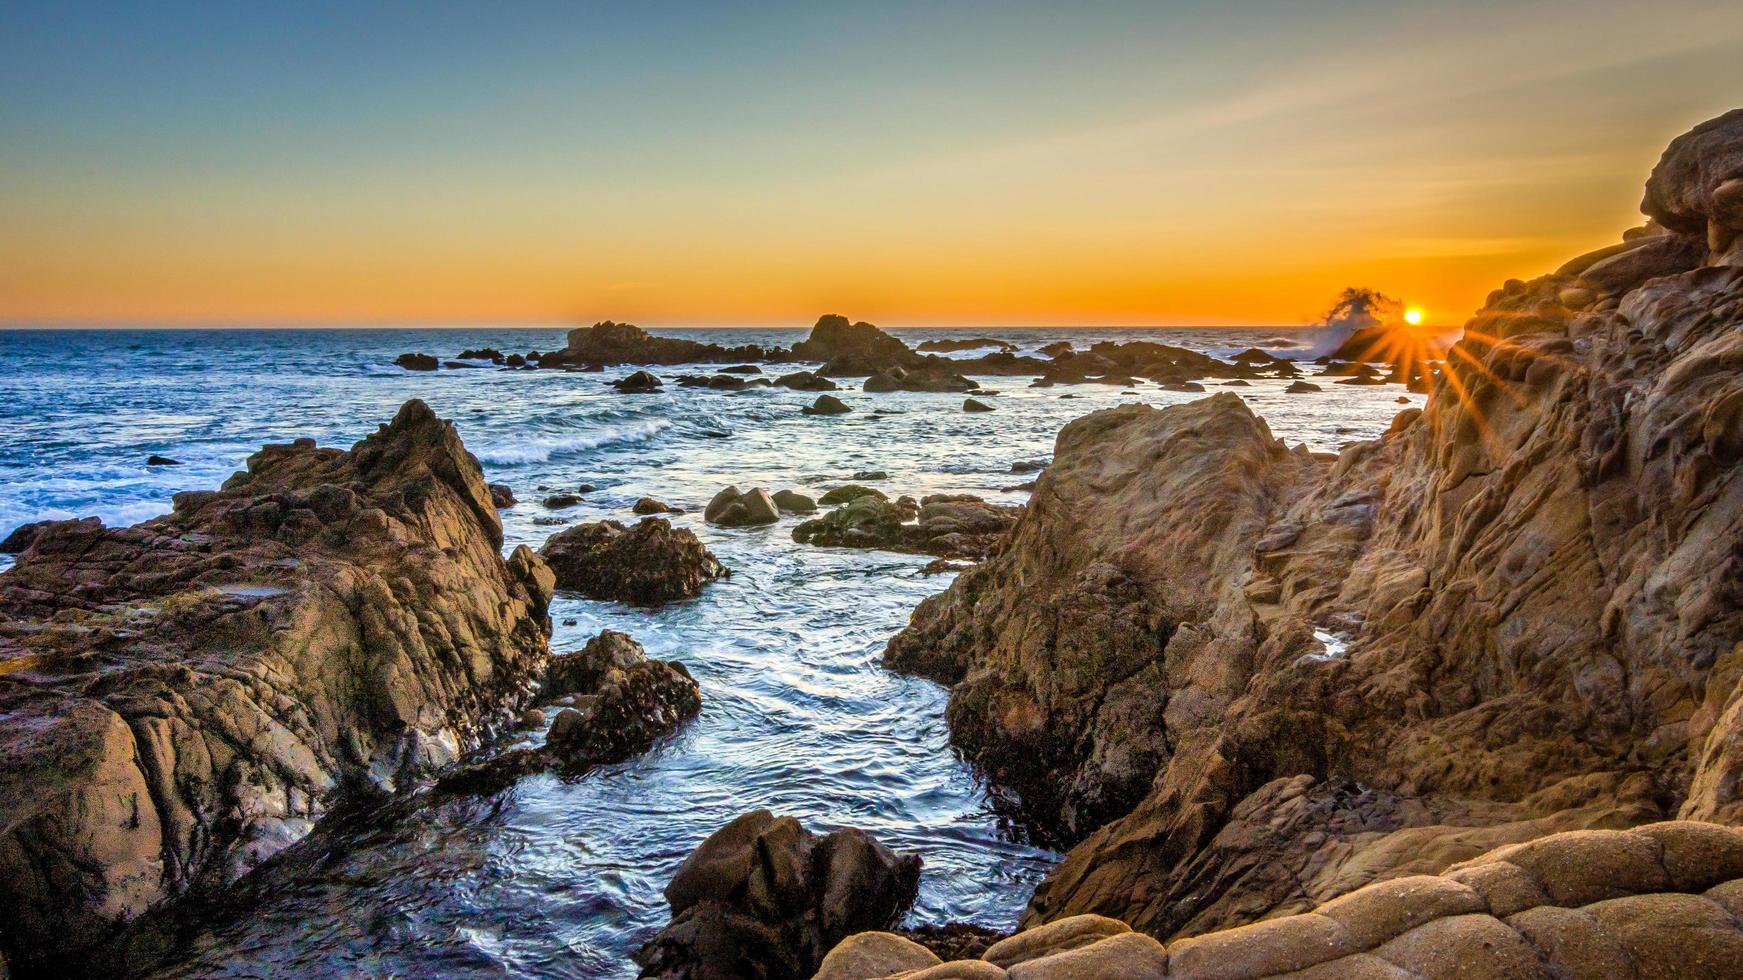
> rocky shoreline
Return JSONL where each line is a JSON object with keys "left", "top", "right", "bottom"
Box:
{"left": 3, "top": 109, "right": 1740, "bottom": 979}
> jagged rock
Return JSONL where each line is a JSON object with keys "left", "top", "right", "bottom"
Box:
{"left": 0, "top": 517, "right": 98, "bottom": 554}
{"left": 704, "top": 486, "right": 781, "bottom": 527}
{"left": 634, "top": 497, "right": 683, "bottom": 515}
{"left": 489, "top": 482, "right": 517, "bottom": 507}
{"left": 544, "top": 321, "right": 780, "bottom": 367}
{"left": 818, "top": 485, "right": 886, "bottom": 506}
{"left": 793, "top": 314, "right": 915, "bottom": 368}
{"left": 0, "top": 400, "right": 554, "bottom": 973}
{"left": 804, "top": 394, "right": 853, "bottom": 415}
{"left": 613, "top": 370, "right": 664, "bottom": 393}
{"left": 538, "top": 517, "right": 726, "bottom": 604}
{"left": 771, "top": 490, "right": 817, "bottom": 515}
{"left": 882, "top": 111, "right": 1743, "bottom": 952}
{"left": 634, "top": 810, "right": 921, "bottom": 980}
{"left": 1285, "top": 380, "right": 1321, "bottom": 393}
{"left": 821, "top": 823, "right": 1743, "bottom": 979}
{"left": 963, "top": 398, "right": 995, "bottom": 412}
{"left": 395, "top": 352, "right": 438, "bottom": 371}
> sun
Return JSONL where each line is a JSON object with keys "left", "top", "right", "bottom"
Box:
{"left": 1403, "top": 308, "right": 1424, "bottom": 326}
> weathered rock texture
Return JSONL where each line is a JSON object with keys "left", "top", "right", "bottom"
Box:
{"left": 0, "top": 400, "right": 555, "bottom": 973}
{"left": 822, "top": 821, "right": 1743, "bottom": 978}
{"left": 794, "top": 494, "right": 1020, "bottom": 560}
{"left": 886, "top": 109, "right": 1743, "bottom": 946}
{"left": 538, "top": 517, "right": 726, "bottom": 605}
{"left": 634, "top": 810, "right": 921, "bottom": 980}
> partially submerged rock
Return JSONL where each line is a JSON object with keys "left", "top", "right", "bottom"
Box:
{"left": 612, "top": 370, "right": 664, "bottom": 393}
{"left": 704, "top": 486, "right": 781, "bottom": 527}
{"left": 538, "top": 517, "right": 726, "bottom": 604}
{"left": 489, "top": 482, "right": 517, "bottom": 507}
{"left": 804, "top": 394, "right": 853, "bottom": 415}
{"left": 771, "top": 489, "right": 817, "bottom": 514}
{"left": 543, "top": 321, "right": 782, "bottom": 367}
{"left": 634, "top": 810, "right": 921, "bottom": 980}
{"left": 394, "top": 352, "right": 438, "bottom": 371}
{"left": 633, "top": 496, "right": 683, "bottom": 515}
{"left": 963, "top": 398, "right": 995, "bottom": 412}
{"left": 0, "top": 400, "right": 554, "bottom": 973}
{"left": 794, "top": 493, "right": 1018, "bottom": 560}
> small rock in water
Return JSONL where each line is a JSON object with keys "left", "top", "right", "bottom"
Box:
{"left": 803, "top": 394, "right": 853, "bottom": 415}
{"left": 489, "top": 483, "right": 517, "bottom": 508}
{"left": 146, "top": 455, "right": 181, "bottom": 466}
{"left": 394, "top": 352, "right": 438, "bottom": 371}
{"left": 963, "top": 398, "right": 995, "bottom": 412}
{"left": 772, "top": 489, "right": 818, "bottom": 514}
{"left": 851, "top": 470, "right": 888, "bottom": 481}
{"left": 704, "top": 485, "right": 781, "bottom": 527}
{"left": 611, "top": 370, "right": 663, "bottom": 393}
{"left": 543, "top": 493, "right": 583, "bottom": 509}
{"left": 1285, "top": 380, "right": 1322, "bottom": 393}
{"left": 633, "top": 497, "right": 682, "bottom": 515}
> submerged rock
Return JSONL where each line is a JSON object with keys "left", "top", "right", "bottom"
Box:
{"left": 803, "top": 394, "right": 852, "bottom": 415}
{"left": 538, "top": 517, "right": 726, "bottom": 605}
{"left": 145, "top": 454, "right": 180, "bottom": 466}
{"left": 634, "top": 810, "right": 921, "bottom": 980}
{"left": 612, "top": 370, "right": 664, "bottom": 393}
{"left": 633, "top": 496, "right": 683, "bottom": 515}
{"left": 0, "top": 400, "right": 554, "bottom": 973}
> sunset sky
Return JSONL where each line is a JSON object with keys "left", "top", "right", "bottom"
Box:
{"left": 3, "top": 1, "right": 1741, "bottom": 328}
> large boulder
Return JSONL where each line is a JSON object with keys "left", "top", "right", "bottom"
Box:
{"left": 538, "top": 517, "right": 726, "bottom": 604}
{"left": 1643, "top": 107, "right": 1743, "bottom": 261}
{"left": 882, "top": 110, "right": 1743, "bottom": 949}
{"left": 791, "top": 314, "right": 915, "bottom": 369}
{"left": 635, "top": 810, "right": 921, "bottom": 980}
{"left": 704, "top": 486, "right": 781, "bottom": 527}
{"left": 0, "top": 400, "right": 555, "bottom": 974}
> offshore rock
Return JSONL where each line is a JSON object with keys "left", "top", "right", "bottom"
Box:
{"left": 793, "top": 314, "right": 915, "bottom": 369}
{"left": 0, "top": 399, "right": 554, "bottom": 973}
{"left": 704, "top": 486, "right": 781, "bottom": 527}
{"left": 539, "top": 517, "right": 726, "bottom": 605}
{"left": 795, "top": 494, "right": 1018, "bottom": 560}
{"left": 635, "top": 810, "right": 921, "bottom": 980}
{"left": 544, "top": 321, "right": 783, "bottom": 367}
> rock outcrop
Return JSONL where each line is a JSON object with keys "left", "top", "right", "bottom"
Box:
{"left": 704, "top": 486, "right": 781, "bottom": 527}
{"left": 634, "top": 810, "right": 921, "bottom": 980}
{"left": 821, "top": 821, "right": 1743, "bottom": 978}
{"left": 793, "top": 314, "right": 915, "bottom": 370}
{"left": 538, "top": 518, "right": 726, "bottom": 605}
{"left": 794, "top": 494, "right": 1019, "bottom": 560}
{"left": 542, "top": 321, "right": 783, "bottom": 368}
{"left": 0, "top": 400, "right": 555, "bottom": 974}
{"left": 885, "top": 109, "right": 1743, "bottom": 954}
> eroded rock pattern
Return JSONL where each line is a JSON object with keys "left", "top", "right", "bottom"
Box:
{"left": 885, "top": 108, "right": 1743, "bottom": 946}
{"left": 820, "top": 821, "right": 1743, "bottom": 979}
{"left": 0, "top": 400, "right": 555, "bottom": 972}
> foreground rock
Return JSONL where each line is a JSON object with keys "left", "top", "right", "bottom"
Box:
{"left": 795, "top": 493, "right": 1020, "bottom": 560}
{"left": 634, "top": 810, "right": 921, "bottom": 979}
{"left": 822, "top": 821, "right": 1743, "bottom": 978}
{"left": 0, "top": 400, "right": 555, "bottom": 973}
{"left": 884, "top": 109, "right": 1743, "bottom": 949}
{"left": 539, "top": 517, "right": 726, "bottom": 604}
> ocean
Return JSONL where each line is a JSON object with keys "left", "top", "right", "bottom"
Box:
{"left": 0, "top": 326, "right": 1421, "bottom": 977}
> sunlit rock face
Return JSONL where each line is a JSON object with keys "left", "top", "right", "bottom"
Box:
{"left": 0, "top": 400, "right": 554, "bottom": 973}
{"left": 886, "top": 108, "right": 1743, "bottom": 942}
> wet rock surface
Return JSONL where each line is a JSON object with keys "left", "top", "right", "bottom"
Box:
{"left": 883, "top": 110, "right": 1743, "bottom": 952}
{"left": 795, "top": 493, "right": 1020, "bottom": 560}
{"left": 634, "top": 809, "right": 921, "bottom": 980}
{"left": 539, "top": 517, "right": 727, "bottom": 605}
{"left": 0, "top": 399, "right": 555, "bottom": 974}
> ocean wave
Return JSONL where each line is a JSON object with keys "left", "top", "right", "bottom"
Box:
{"left": 472, "top": 419, "right": 672, "bottom": 465}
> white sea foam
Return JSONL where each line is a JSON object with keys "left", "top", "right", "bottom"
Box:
{"left": 471, "top": 419, "right": 672, "bottom": 465}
